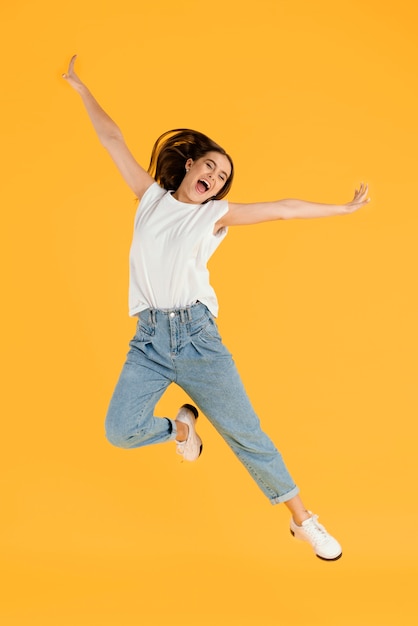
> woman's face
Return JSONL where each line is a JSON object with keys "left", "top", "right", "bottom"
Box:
{"left": 173, "top": 151, "right": 232, "bottom": 204}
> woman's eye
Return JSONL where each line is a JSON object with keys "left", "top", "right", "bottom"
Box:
{"left": 206, "top": 162, "right": 213, "bottom": 169}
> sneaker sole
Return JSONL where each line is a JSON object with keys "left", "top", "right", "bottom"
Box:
{"left": 290, "top": 529, "right": 343, "bottom": 561}
{"left": 316, "top": 552, "right": 342, "bottom": 561}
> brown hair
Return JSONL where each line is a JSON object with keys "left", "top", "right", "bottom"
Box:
{"left": 147, "top": 129, "right": 234, "bottom": 201}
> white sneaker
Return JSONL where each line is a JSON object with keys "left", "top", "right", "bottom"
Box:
{"left": 290, "top": 513, "right": 342, "bottom": 561}
{"left": 175, "top": 404, "right": 202, "bottom": 462}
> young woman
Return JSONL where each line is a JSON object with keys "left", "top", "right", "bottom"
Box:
{"left": 63, "top": 55, "right": 369, "bottom": 561}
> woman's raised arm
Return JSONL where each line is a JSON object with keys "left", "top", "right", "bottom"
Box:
{"left": 216, "top": 184, "right": 370, "bottom": 229}
{"left": 62, "top": 55, "right": 154, "bottom": 200}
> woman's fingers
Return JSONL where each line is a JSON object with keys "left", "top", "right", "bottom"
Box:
{"left": 353, "top": 183, "right": 368, "bottom": 202}
{"left": 69, "top": 54, "right": 77, "bottom": 73}
{"left": 63, "top": 54, "right": 77, "bottom": 79}
{"left": 359, "top": 183, "right": 368, "bottom": 201}
{"left": 346, "top": 183, "right": 370, "bottom": 211}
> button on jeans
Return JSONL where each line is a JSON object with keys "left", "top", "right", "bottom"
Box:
{"left": 105, "top": 302, "right": 299, "bottom": 504}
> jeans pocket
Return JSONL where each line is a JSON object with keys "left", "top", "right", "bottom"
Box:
{"left": 134, "top": 319, "right": 155, "bottom": 341}
{"left": 197, "top": 317, "right": 222, "bottom": 343}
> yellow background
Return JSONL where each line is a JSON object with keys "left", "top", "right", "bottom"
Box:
{"left": 1, "top": 1, "right": 417, "bottom": 624}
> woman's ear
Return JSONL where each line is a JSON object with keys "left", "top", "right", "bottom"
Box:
{"left": 185, "top": 158, "right": 193, "bottom": 172}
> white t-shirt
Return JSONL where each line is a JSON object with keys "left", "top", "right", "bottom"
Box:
{"left": 129, "top": 182, "right": 229, "bottom": 317}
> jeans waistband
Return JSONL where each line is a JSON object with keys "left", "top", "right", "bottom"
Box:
{"left": 142, "top": 301, "right": 207, "bottom": 325}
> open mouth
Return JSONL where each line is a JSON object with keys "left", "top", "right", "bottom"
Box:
{"left": 196, "top": 179, "right": 210, "bottom": 194}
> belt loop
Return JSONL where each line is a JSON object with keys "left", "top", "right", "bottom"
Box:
{"left": 187, "top": 307, "right": 192, "bottom": 321}
{"left": 180, "top": 309, "right": 185, "bottom": 323}
{"left": 150, "top": 309, "right": 156, "bottom": 325}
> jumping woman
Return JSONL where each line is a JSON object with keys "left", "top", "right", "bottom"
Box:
{"left": 63, "top": 55, "right": 369, "bottom": 561}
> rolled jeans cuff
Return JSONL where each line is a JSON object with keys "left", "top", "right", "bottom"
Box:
{"left": 166, "top": 418, "right": 178, "bottom": 442}
{"left": 270, "top": 485, "right": 300, "bottom": 505}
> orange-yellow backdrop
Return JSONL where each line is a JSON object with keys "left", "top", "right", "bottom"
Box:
{"left": 1, "top": 1, "right": 417, "bottom": 624}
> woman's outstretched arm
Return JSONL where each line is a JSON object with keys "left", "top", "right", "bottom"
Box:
{"left": 216, "top": 184, "right": 370, "bottom": 229}
{"left": 62, "top": 55, "right": 154, "bottom": 200}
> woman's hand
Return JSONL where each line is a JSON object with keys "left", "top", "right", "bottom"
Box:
{"left": 62, "top": 55, "right": 85, "bottom": 93}
{"left": 342, "top": 183, "right": 370, "bottom": 214}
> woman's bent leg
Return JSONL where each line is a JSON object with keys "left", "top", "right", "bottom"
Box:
{"left": 105, "top": 319, "right": 176, "bottom": 449}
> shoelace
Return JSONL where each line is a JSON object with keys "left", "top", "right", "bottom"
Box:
{"left": 303, "top": 516, "right": 329, "bottom": 546}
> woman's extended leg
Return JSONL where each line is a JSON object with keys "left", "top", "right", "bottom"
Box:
{"left": 173, "top": 305, "right": 342, "bottom": 560}
{"left": 174, "top": 308, "right": 298, "bottom": 504}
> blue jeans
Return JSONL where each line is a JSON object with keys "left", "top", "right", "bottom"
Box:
{"left": 105, "top": 302, "right": 299, "bottom": 504}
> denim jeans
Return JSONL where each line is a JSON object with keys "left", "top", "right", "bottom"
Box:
{"left": 105, "top": 302, "right": 299, "bottom": 504}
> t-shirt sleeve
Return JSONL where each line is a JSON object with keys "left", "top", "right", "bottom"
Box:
{"left": 134, "top": 182, "right": 166, "bottom": 227}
